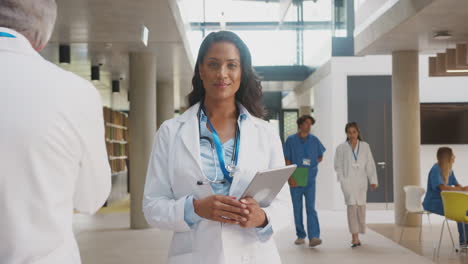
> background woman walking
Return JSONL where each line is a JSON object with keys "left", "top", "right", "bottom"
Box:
{"left": 334, "top": 122, "right": 378, "bottom": 247}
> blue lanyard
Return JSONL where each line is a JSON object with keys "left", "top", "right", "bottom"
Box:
{"left": 348, "top": 141, "right": 360, "bottom": 161}
{"left": 201, "top": 105, "right": 240, "bottom": 184}
{"left": 0, "top": 32, "right": 16, "bottom": 38}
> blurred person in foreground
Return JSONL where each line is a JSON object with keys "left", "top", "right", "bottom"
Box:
{"left": 0, "top": 0, "right": 111, "bottom": 263}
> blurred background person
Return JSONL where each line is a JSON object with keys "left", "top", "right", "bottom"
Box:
{"left": 0, "top": 0, "right": 111, "bottom": 263}
{"left": 284, "top": 115, "right": 326, "bottom": 247}
{"left": 334, "top": 122, "right": 378, "bottom": 248}
{"left": 422, "top": 147, "right": 468, "bottom": 247}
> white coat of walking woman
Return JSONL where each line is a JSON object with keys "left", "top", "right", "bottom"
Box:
{"left": 142, "top": 31, "right": 291, "bottom": 264}
{"left": 334, "top": 122, "right": 378, "bottom": 247}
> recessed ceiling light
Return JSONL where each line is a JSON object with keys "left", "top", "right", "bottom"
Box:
{"left": 141, "top": 25, "right": 149, "bottom": 47}
{"left": 433, "top": 31, "right": 452, "bottom": 40}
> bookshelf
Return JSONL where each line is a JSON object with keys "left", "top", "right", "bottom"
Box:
{"left": 103, "top": 107, "right": 129, "bottom": 204}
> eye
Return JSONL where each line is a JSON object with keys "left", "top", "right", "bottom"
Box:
{"left": 208, "top": 62, "right": 219, "bottom": 68}
{"left": 228, "top": 63, "right": 238, "bottom": 69}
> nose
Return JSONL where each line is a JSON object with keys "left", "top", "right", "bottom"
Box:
{"left": 216, "top": 65, "right": 228, "bottom": 79}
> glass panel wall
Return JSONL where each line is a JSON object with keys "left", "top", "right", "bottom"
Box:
{"left": 178, "top": 0, "right": 332, "bottom": 68}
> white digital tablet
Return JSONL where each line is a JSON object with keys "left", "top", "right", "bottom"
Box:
{"left": 240, "top": 165, "right": 297, "bottom": 207}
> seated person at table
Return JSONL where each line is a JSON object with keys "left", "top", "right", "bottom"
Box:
{"left": 423, "top": 147, "right": 468, "bottom": 246}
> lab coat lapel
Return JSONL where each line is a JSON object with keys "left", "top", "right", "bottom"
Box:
{"left": 229, "top": 116, "right": 258, "bottom": 198}
{"left": 178, "top": 103, "right": 205, "bottom": 182}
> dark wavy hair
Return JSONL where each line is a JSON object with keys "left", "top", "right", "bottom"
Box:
{"left": 188, "top": 31, "right": 265, "bottom": 118}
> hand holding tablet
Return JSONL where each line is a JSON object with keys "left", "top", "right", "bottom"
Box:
{"left": 240, "top": 165, "right": 297, "bottom": 207}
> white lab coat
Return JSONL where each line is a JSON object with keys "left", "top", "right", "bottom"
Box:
{"left": 0, "top": 28, "right": 111, "bottom": 264}
{"left": 333, "top": 141, "right": 378, "bottom": 205}
{"left": 143, "top": 102, "right": 292, "bottom": 264}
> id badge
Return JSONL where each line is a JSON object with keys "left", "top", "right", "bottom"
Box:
{"left": 352, "top": 162, "right": 360, "bottom": 169}
{"left": 302, "top": 159, "right": 311, "bottom": 166}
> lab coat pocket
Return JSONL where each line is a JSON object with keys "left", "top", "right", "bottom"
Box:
{"left": 340, "top": 180, "right": 352, "bottom": 202}
{"left": 168, "top": 231, "right": 193, "bottom": 257}
{"left": 33, "top": 241, "right": 77, "bottom": 264}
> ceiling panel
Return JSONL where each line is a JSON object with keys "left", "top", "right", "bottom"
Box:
{"left": 356, "top": 0, "right": 468, "bottom": 55}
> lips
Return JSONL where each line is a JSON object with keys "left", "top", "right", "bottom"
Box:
{"left": 214, "top": 83, "right": 230, "bottom": 88}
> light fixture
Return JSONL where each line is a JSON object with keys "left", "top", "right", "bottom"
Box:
{"left": 59, "top": 44, "right": 70, "bottom": 64}
{"left": 91, "top": 65, "right": 100, "bottom": 81}
{"left": 433, "top": 31, "right": 452, "bottom": 40}
{"left": 112, "top": 80, "right": 120, "bottom": 93}
{"left": 446, "top": 69, "right": 468, "bottom": 73}
{"left": 220, "top": 11, "right": 226, "bottom": 30}
{"left": 141, "top": 25, "right": 149, "bottom": 47}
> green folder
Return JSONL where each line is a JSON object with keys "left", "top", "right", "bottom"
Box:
{"left": 292, "top": 168, "right": 309, "bottom": 187}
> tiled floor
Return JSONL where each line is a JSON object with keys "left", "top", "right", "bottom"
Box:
{"left": 72, "top": 210, "right": 459, "bottom": 264}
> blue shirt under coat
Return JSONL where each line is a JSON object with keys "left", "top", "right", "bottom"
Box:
{"left": 183, "top": 107, "right": 273, "bottom": 242}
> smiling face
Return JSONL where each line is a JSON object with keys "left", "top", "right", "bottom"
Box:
{"left": 199, "top": 41, "right": 242, "bottom": 103}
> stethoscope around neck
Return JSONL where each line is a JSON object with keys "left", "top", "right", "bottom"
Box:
{"left": 196, "top": 103, "right": 240, "bottom": 185}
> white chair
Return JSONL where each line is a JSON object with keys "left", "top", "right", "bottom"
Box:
{"left": 399, "top": 186, "right": 433, "bottom": 244}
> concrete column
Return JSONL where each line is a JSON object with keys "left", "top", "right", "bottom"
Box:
{"left": 298, "top": 90, "right": 312, "bottom": 116}
{"left": 299, "top": 106, "right": 311, "bottom": 117}
{"left": 157, "top": 82, "right": 175, "bottom": 128}
{"left": 392, "top": 51, "right": 421, "bottom": 227}
{"left": 129, "top": 53, "right": 157, "bottom": 229}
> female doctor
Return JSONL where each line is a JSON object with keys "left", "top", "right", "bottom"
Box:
{"left": 334, "top": 122, "right": 378, "bottom": 247}
{"left": 143, "top": 31, "right": 290, "bottom": 264}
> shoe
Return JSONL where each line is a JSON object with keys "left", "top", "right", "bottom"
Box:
{"left": 309, "top": 238, "right": 322, "bottom": 247}
{"left": 351, "top": 242, "right": 362, "bottom": 248}
{"left": 294, "top": 238, "right": 305, "bottom": 245}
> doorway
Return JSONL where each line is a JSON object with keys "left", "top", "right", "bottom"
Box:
{"left": 347, "top": 75, "right": 394, "bottom": 204}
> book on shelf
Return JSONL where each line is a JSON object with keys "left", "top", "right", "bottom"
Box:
{"left": 103, "top": 107, "right": 130, "bottom": 174}
{"left": 109, "top": 159, "right": 127, "bottom": 173}
{"left": 105, "top": 142, "right": 127, "bottom": 157}
{"left": 103, "top": 107, "right": 128, "bottom": 141}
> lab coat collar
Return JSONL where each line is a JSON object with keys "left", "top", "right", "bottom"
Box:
{"left": 177, "top": 102, "right": 259, "bottom": 125}
{"left": 176, "top": 102, "right": 261, "bottom": 195}
{"left": 176, "top": 102, "right": 259, "bottom": 171}
{"left": 0, "top": 27, "right": 39, "bottom": 58}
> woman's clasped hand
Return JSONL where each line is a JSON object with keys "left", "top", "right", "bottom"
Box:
{"left": 193, "top": 195, "right": 267, "bottom": 228}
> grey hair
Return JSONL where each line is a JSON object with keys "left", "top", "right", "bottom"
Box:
{"left": 0, "top": 0, "right": 57, "bottom": 49}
